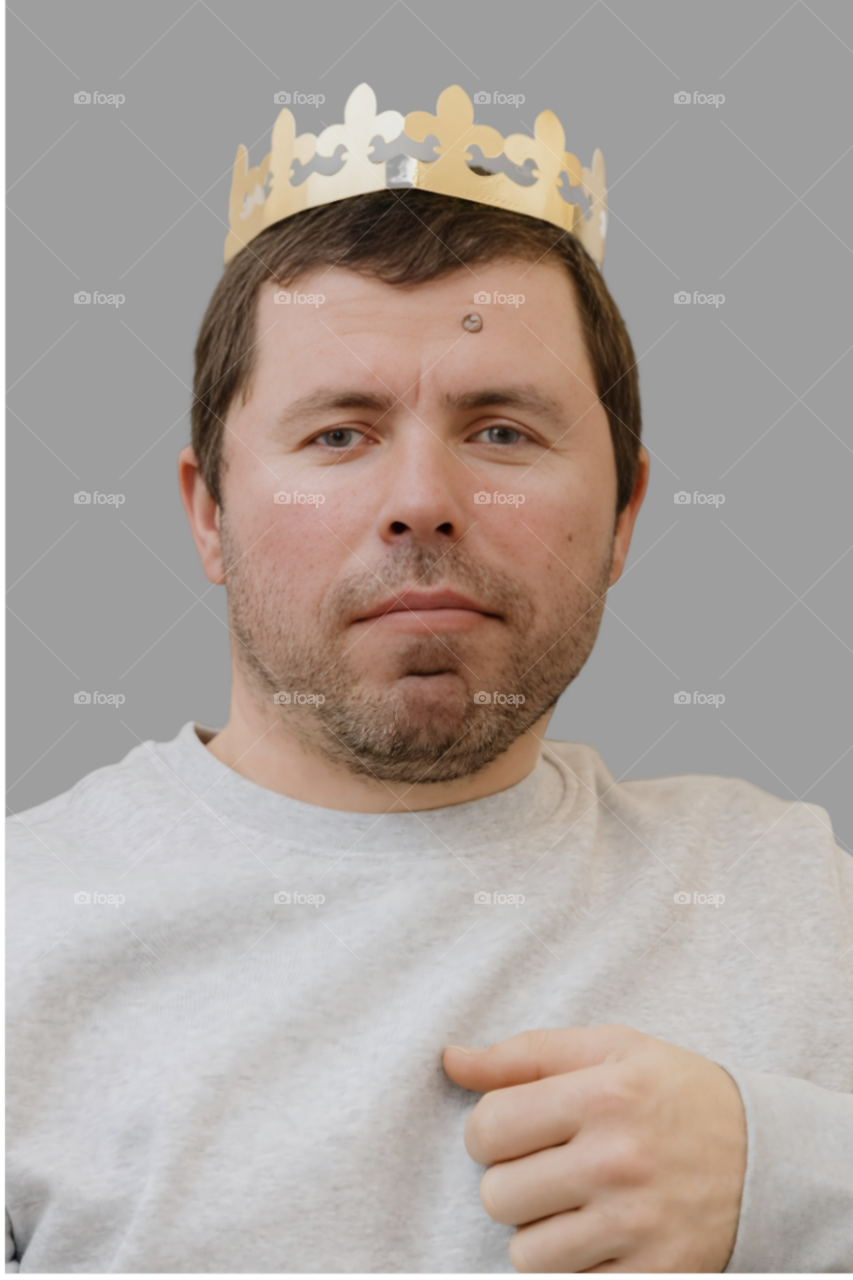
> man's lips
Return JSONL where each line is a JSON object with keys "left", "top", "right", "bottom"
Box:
{"left": 354, "top": 589, "right": 500, "bottom": 623}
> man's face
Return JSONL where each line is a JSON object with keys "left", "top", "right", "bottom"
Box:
{"left": 216, "top": 256, "right": 628, "bottom": 783}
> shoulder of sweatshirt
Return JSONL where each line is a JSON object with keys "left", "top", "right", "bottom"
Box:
{"left": 5, "top": 731, "right": 191, "bottom": 862}
{"left": 542, "top": 736, "right": 853, "bottom": 894}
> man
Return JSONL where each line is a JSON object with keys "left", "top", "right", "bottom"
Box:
{"left": 7, "top": 87, "right": 853, "bottom": 1273}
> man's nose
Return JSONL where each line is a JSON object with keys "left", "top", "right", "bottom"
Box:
{"left": 374, "top": 430, "right": 470, "bottom": 546}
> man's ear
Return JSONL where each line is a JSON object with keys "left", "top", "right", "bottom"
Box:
{"left": 178, "top": 446, "right": 225, "bottom": 585}
{"left": 608, "top": 446, "right": 650, "bottom": 587}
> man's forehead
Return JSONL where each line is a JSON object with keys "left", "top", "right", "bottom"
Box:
{"left": 256, "top": 255, "right": 577, "bottom": 321}
{"left": 249, "top": 258, "right": 589, "bottom": 401}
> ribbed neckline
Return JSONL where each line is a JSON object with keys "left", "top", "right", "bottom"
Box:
{"left": 144, "top": 721, "right": 579, "bottom": 856}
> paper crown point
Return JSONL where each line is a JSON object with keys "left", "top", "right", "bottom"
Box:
{"left": 224, "top": 83, "right": 607, "bottom": 268}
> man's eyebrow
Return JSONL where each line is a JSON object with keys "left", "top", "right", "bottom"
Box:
{"left": 276, "top": 390, "right": 397, "bottom": 426}
{"left": 441, "top": 387, "right": 566, "bottom": 424}
{"left": 275, "top": 385, "right": 567, "bottom": 428}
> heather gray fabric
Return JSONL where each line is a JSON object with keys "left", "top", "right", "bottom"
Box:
{"left": 6, "top": 721, "right": 853, "bottom": 1273}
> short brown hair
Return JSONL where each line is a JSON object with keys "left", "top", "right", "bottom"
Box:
{"left": 191, "top": 189, "right": 642, "bottom": 514}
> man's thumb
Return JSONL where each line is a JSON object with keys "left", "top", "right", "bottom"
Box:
{"left": 442, "top": 1025, "right": 635, "bottom": 1091}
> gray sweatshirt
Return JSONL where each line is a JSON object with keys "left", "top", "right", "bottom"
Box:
{"left": 6, "top": 721, "right": 853, "bottom": 1272}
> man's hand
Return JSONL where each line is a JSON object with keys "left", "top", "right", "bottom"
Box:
{"left": 442, "top": 1025, "right": 747, "bottom": 1273}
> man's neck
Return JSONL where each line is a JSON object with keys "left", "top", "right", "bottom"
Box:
{"left": 204, "top": 697, "right": 553, "bottom": 814}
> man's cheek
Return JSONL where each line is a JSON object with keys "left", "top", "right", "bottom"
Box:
{"left": 479, "top": 502, "right": 570, "bottom": 571}
{"left": 477, "top": 499, "right": 535, "bottom": 547}
{"left": 524, "top": 498, "right": 608, "bottom": 562}
{"left": 269, "top": 512, "right": 336, "bottom": 575}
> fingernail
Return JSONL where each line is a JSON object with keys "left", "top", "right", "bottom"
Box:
{"left": 446, "top": 1044, "right": 486, "bottom": 1055}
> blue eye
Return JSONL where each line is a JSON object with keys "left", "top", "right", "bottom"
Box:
{"left": 317, "top": 429, "right": 361, "bottom": 448}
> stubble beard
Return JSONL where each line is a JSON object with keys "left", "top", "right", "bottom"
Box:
{"left": 221, "top": 519, "right": 613, "bottom": 785}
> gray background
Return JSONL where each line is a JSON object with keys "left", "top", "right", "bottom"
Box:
{"left": 7, "top": 0, "right": 853, "bottom": 853}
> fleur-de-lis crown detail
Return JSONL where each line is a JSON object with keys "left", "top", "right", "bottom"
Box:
{"left": 224, "top": 83, "right": 607, "bottom": 268}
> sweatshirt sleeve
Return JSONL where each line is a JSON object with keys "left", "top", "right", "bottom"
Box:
{"left": 5, "top": 1211, "right": 19, "bottom": 1273}
{"left": 714, "top": 1062, "right": 853, "bottom": 1272}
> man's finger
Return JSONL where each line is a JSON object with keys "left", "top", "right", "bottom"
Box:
{"left": 478, "top": 1134, "right": 591, "bottom": 1223}
{"left": 443, "top": 1024, "right": 640, "bottom": 1092}
{"left": 463, "top": 1070, "right": 594, "bottom": 1165}
{"left": 510, "top": 1204, "right": 618, "bottom": 1274}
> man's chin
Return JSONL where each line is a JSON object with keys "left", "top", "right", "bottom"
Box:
{"left": 368, "top": 670, "right": 475, "bottom": 740}
{"left": 307, "top": 673, "right": 525, "bottom": 784}
{"left": 393, "top": 669, "right": 470, "bottom": 703}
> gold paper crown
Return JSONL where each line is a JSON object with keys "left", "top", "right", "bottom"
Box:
{"left": 224, "top": 83, "right": 607, "bottom": 268}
